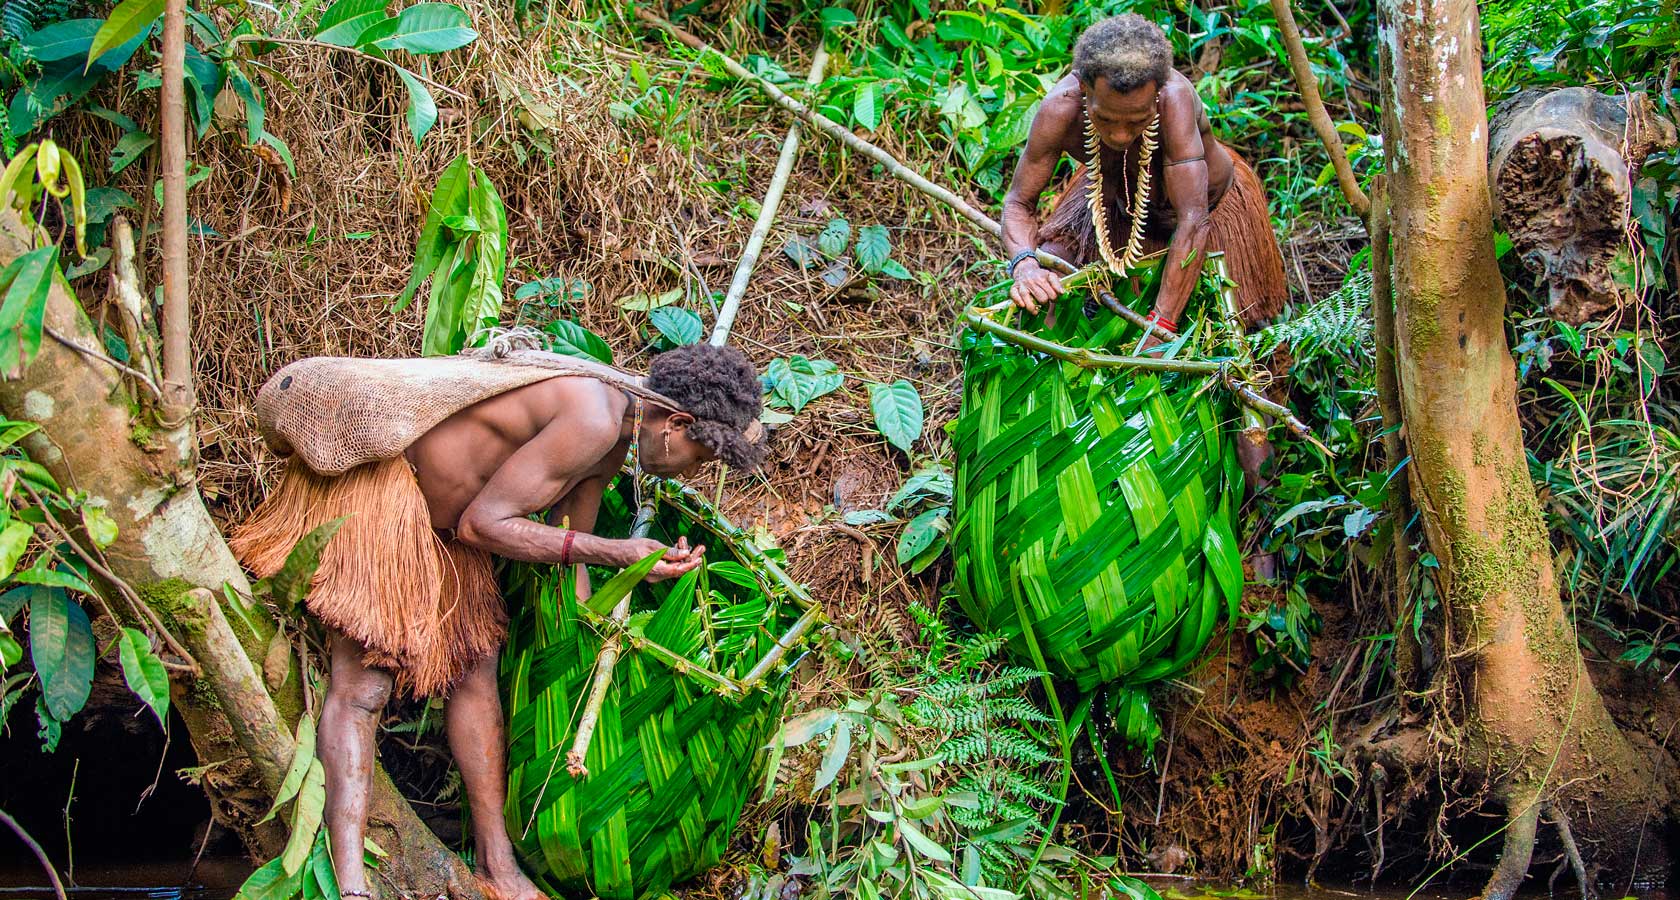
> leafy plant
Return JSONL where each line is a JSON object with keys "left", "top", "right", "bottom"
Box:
{"left": 869, "top": 379, "right": 923, "bottom": 453}
{"left": 396, "top": 153, "right": 508, "bottom": 356}
{"left": 765, "top": 610, "right": 1064, "bottom": 900}
{"left": 766, "top": 354, "right": 844, "bottom": 413}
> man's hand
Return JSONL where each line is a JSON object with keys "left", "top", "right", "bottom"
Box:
{"left": 1009, "top": 259, "right": 1064, "bottom": 315}
{"left": 619, "top": 535, "right": 707, "bottom": 582}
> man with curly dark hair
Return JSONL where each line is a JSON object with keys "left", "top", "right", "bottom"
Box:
{"left": 232, "top": 340, "right": 764, "bottom": 900}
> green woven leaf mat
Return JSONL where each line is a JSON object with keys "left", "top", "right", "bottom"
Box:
{"left": 950, "top": 275, "right": 1245, "bottom": 716}
{"left": 501, "top": 480, "right": 810, "bottom": 900}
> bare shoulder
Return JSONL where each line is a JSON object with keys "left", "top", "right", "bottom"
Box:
{"left": 1033, "top": 76, "right": 1084, "bottom": 142}
{"left": 528, "top": 377, "right": 618, "bottom": 435}
{"left": 1160, "top": 70, "right": 1204, "bottom": 116}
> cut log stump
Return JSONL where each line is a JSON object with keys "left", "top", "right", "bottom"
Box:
{"left": 1488, "top": 87, "right": 1676, "bottom": 323}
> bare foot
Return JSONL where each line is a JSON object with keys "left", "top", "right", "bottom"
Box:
{"left": 474, "top": 869, "right": 547, "bottom": 900}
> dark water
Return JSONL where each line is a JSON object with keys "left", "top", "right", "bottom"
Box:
{"left": 0, "top": 859, "right": 251, "bottom": 900}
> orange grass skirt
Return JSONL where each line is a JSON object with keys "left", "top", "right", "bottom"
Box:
{"left": 1037, "top": 152, "right": 1288, "bottom": 326}
{"left": 230, "top": 456, "right": 506, "bottom": 697}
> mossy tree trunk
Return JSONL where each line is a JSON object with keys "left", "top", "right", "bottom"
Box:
{"left": 0, "top": 208, "right": 479, "bottom": 898}
{"left": 1377, "top": 0, "right": 1669, "bottom": 892}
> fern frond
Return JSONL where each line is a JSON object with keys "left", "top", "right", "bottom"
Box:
{"left": 1253, "top": 249, "right": 1374, "bottom": 360}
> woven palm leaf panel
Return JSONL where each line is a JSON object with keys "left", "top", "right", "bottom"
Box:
{"left": 951, "top": 272, "right": 1245, "bottom": 707}
{"left": 501, "top": 480, "right": 806, "bottom": 900}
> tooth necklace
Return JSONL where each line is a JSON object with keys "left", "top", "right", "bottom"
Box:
{"left": 1085, "top": 102, "right": 1159, "bottom": 275}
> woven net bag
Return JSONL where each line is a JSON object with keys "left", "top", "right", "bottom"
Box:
{"left": 950, "top": 271, "right": 1245, "bottom": 743}
{"left": 501, "top": 479, "right": 816, "bottom": 900}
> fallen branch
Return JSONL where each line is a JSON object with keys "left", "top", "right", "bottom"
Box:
{"left": 567, "top": 502, "right": 657, "bottom": 777}
{"left": 0, "top": 807, "right": 66, "bottom": 900}
{"left": 710, "top": 43, "right": 829, "bottom": 346}
{"left": 1268, "top": 0, "right": 1370, "bottom": 218}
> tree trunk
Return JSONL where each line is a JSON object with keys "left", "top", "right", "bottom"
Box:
{"left": 0, "top": 209, "right": 479, "bottom": 899}
{"left": 1488, "top": 87, "right": 1677, "bottom": 323}
{"left": 1377, "top": 0, "right": 1670, "bottom": 893}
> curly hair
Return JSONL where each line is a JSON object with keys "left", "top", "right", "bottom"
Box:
{"left": 1072, "top": 14, "right": 1173, "bottom": 95}
{"left": 648, "top": 343, "right": 765, "bottom": 470}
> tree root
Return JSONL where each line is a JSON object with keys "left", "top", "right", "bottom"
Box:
{"left": 1547, "top": 802, "right": 1595, "bottom": 900}
{"left": 1479, "top": 798, "right": 1541, "bottom": 900}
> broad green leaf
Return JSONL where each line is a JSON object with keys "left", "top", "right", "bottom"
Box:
{"left": 776, "top": 707, "right": 837, "bottom": 747}
{"left": 259, "top": 131, "right": 297, "bottom": 179}
{"left": 234, "top": 856, "right": 302, "bottom": 900}
{"left": 396, "top": 154, "right": 472, "bottom": 311}
{"left": 812, "top": 718, "right": 851, "bottom": 792}
{"left": 374, "top": 3, "right": 477, "bottom": 54}
{"left": 22, "top": 19, "right": 99, "bottom": 63}
{"left": 887, "top": 470, "right": 952, "bottom": 513}
{"left": 869, "top": 380, "right": 923, "bottom": 451}
{"left": 854, "top": 224, "right": 890, "bottom": 274}
{"left": 86, "top": 0, "right": 164, "bottom": 72}
{"left": 842, "top": 509, "right": 894, "bottom": 527}
{"left": 261, "top": 715, "right": 318, "bottom": 824}
{"left": 350, "top": 15, "right": 400, "bottom": 48}
{"left": 817, "top": 218, "right": 850, "bottom": 259}
{"left": 583, "top": 550, "right": 665, "bottom": 616}
{"left": 108, "top": 131, "right": 154, "bottom": 175}
{"left": 853, "top": 81, "right": 882, "bottom": 131}
{"left": 0, "top": 420, "right": 39, "bottom": 451}
{"left": 0, "top": 247, "right": 59, "bottom": 375}
{"left": 282, "top": 759, "right": 326, "bottom": 874}
{"left": 544, "top": 319, "right": 612, "bottom": 364}
{"left": 880, "top": 258, "right": 912, "bottom": 280}
{"left": 264, "top": 517, "right": 348, "bottom": 612}
{"left": 395, "top": 68, "right": 438, "bottom": 145}
{"left": 28, "top": 586, "right": 94, "bottom": 721}
{"left": 760, "top": 728, "right": 785, "bottom": 802}
{"left": 14, "top": 559, "right": 95, "bottom": 595}
{"left": 897, "top": 507, "right": 948, "bottom": 565}
{"left": 0, "top": 632, "right": 19, "bottom": 668}
{"left": 313, "top": 0, "right": 389, "bottom": 46}
{"left": 81, "top": 505, "right": 118, "bottom": 549}
{"left": 308, "top": 831, "right": 338, "bottom": 900}
{"left": 117, "top": 627, "right": 169, "bottom": 725}
{"left": 648, "top": 306, "right": 703, "bottom": 347}
{"left": 0, "top": 520, "right": 32, "bottom": 580}
{"left": 897, "top": 818, "right": 953, "bottom": 862}
{"left": 228, "top": 70, "right": 265, "bottom": 145}
{"left": 769, "top": 355, "right": 843, "bottom": 413}
{"left": 8, "top": 67, "right": 102, "bottom": 138}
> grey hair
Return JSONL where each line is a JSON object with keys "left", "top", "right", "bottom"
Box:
{"left": 1072, "top": 14, "right": 1173, "bottom": 94}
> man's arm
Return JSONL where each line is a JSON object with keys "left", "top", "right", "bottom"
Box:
{"left": 455, "top": 395, "right": 702, "bottom": 581}
{"left": 1002, "top": 98, "right": 1075, "bottom": 313}
{"left": 1146, "top": 85, "right": 1214, "bottom": 348}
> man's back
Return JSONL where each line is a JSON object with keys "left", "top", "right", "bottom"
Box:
{"left": 406, "top": 376, "right": 627, "bottom": 530}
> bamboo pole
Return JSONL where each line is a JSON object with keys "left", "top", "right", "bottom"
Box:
{"left": 159, "top": 0, "right": 192, "bottom": 423}
{"left": 710, "top": 44, "right": 830, "bottom": 346}
{"left": 566, "top": 502, "right": 657, "bottom": 778}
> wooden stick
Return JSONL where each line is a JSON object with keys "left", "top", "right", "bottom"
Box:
{"left": 710, "top": 43, "right": 829, "bottom": 346}
{"left": 0, "top": 807, "right": 66, "bottom": 900}
{"left": 1268, "top": 0, "right": 1370, "bottom": 218}
{"left": 159, "top": 0, "right": 192, "bottom": 422}
{"left": 963, "top": 311, "right": 1223, "bottom": 375}
{"left": 566, "top": 501, "right": 657, "bottom": 778}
